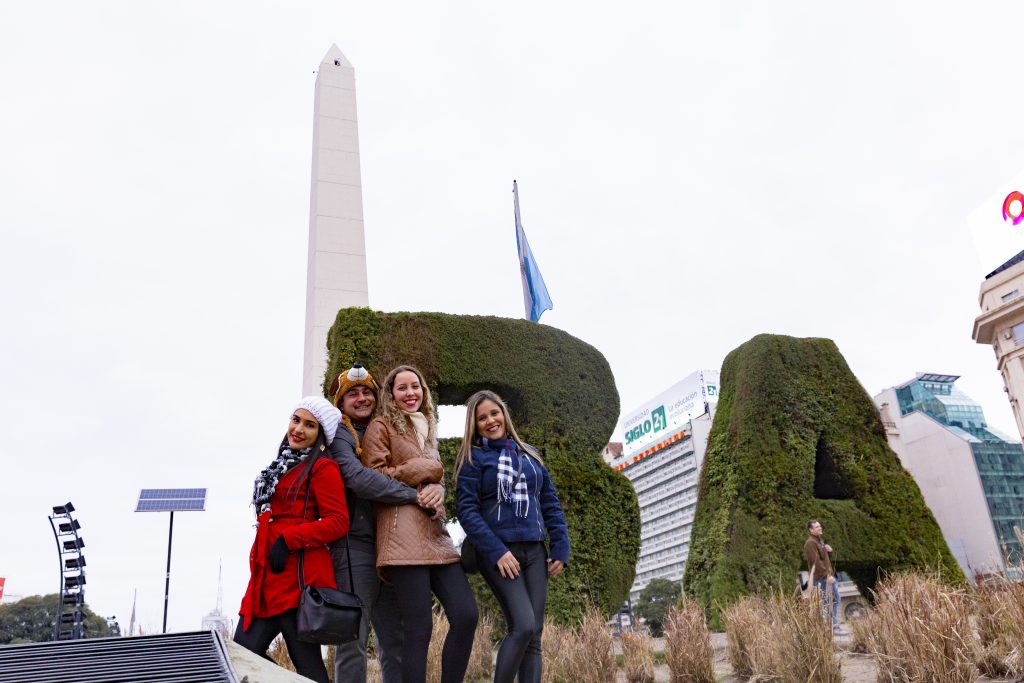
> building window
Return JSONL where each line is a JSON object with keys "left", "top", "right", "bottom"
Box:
{"left": 1014, "top": 322, "right": 1024, "bottom": 345}
{"left": 1003, "top": 289, "right": 1020, "bottom": 303}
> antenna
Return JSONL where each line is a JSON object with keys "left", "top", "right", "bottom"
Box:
{"left": 128, "top": 588, "right": 137, "bottom": 637}
{"left": 216, "top": 559, "right": 223, "bottom": 614}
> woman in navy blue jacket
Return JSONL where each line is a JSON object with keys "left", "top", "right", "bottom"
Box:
{"left": 455, "top": 390, "right": 570, "bottom": 683}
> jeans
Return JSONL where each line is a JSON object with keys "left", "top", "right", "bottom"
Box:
{"left": 332, "top": 544, "right": 403, "bottom": 683}
{"left": 233, "top": 608, "right": 329, "bottom": 683}
{"left": 478, "top": 541, "right": 549, "bottom": 683}
{"left": 385, "top": 563, "right": 478, "bottom": 683}
{"left": 815, "top": 577, "right": 840, "bottom": 626}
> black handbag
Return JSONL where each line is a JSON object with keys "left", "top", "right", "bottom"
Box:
{"left": 460, "top": 537, "right": 481, "bottom": 574}
{"left": 294, "top": 457, "right": 364, "bottom": 644}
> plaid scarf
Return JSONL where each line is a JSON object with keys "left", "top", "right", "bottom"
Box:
{"left": 491, "top": 438, "right": 529, "bottom": 519}
{"left": 252, "top": 444, "right": 313, "bottom": 515}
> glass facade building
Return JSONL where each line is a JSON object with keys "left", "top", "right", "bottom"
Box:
{"left": 895, "top": 373, "right": 1024, "bottom": 563}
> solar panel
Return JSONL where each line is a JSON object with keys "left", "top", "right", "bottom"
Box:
{"left": 135, "top": 488, "right": 207, "bottom": 513}
{"left": 138, "top": 491, "right": 205, "bottom": 501}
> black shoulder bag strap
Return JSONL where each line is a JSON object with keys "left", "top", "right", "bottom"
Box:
{"left": 296, "top": 453, "right": 355, "bottom": 593}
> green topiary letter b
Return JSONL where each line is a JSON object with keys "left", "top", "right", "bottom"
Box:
{"left": 325, "top": 308, "right": 641, "bottom": 623}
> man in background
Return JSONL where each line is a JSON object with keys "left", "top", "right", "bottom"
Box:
{"left": 804, "top": 519, "right": 841, "bottom": 632}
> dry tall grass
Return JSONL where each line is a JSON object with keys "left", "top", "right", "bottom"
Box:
{"left": 723, "top": 596, "right": 774, "bottom": 679}
{"left": 539, "top": 618, "right": 574, "bottom": 683}
{"left": 539, "top": 607, "right": 615, "bottom": 682}
{"left": 722, "top": 591, "right": 840, "bottom": 683}
{"left": 366, "top": 656, "right": 383, "bottom": 683}
{"left": 466, "top": 611, "right": 496, "bottom": 681}
{"left": 425, "top": 607, "right": 451, "bottom": 683}
{"left": 268, "top": 635, "right": 297, "bottom": 672}
{"left": 847, "top": 609, "right": 873, "bottom": 655}
{"left": 422, "top": 606, "right": 494, "bottom": 682}
{"left": 620, "top": 628, "right": 656, "bottom": 683}
{"left": 663, "top": 600, "right": 714, "bottom": 683}
{"left": 572, "top": 606, "right": 617, "bottom": 682}
{"left": 768, "top": 590, "right": 841, "bottom": 683}
{"left": 323, "top": 644, "right": 335, "bottom": 682}
{"left": 973, "top": 577, "right": 1024, "bottom": 678}
{"left": 862, "top": 572, "right": 975, "bottom": 683}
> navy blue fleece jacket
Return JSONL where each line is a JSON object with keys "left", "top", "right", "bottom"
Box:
{"left": 456, "top": 439, "right": 570, "bottom": 568}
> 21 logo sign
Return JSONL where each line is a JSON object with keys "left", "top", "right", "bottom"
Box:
{"left": 651, "top": 405, "right": 667, "bottom": 433}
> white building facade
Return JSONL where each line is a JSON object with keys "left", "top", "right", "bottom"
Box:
{"left": 874, "top": 374, "right": 1024, "bottom": 578}
{"left": 609, "top": 370, "right": 719, "bottom": 602}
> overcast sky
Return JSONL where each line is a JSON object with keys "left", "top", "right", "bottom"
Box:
{"left": 4, "top": 1, "right": 1024, "bottom": 634}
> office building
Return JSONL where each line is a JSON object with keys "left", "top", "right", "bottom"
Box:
{"left": 875, "top": 373, "right": 1024, "bottom": 577}
{"left": 608, "top": 370, "right": 719, "bottom": 601}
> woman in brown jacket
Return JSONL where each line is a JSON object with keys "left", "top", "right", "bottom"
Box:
{"left": 361, "top": 364, "right": 478, "bottom": 683}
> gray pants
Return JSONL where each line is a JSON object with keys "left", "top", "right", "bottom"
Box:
{"left": 332, "top": 544, "right": 403, "bottom": 683}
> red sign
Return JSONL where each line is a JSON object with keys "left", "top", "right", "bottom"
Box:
{"left": 1004, "top": 191, "right": 1024, "bottom": 225}
{"left": 0, "top": 578, "right": 6, "bottom": 601}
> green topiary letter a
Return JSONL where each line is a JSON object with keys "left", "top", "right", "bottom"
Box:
{"left": 683, "top": 334, "right": 964, "bottom": 622}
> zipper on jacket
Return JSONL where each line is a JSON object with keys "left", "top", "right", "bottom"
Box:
{"left": 529, "top": 458, "right": 543, "bottom": 534}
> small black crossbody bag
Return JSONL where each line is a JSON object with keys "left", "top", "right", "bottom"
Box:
{"left": 295, "top": 457, "right": 364, "bottom": 644}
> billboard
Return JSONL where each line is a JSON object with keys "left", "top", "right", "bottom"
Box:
{"left": 620, "top": 369, "right": 719, "bottom": 457}
{"left": 969, "top": 168, "right": 1024, "bottom": 276}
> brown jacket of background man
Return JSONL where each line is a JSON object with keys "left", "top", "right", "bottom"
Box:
{"left": 804, "top": 533, "right": 834, "bottom": 580}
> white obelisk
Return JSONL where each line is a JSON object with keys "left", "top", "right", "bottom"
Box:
{"left": 302, "top": 45, "right": 370, "bottom": 395}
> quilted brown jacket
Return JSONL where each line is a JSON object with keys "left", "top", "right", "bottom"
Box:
{"left": 360, "top": 415, "right": 460, "bottom": 568}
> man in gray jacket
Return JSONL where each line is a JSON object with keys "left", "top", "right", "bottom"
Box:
{"left": 328, "top": 365, "right": 444, "bottom": 683}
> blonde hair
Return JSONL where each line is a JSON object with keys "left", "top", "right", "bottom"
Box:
{"left": 455, "top": 390, "right": 540, "bottom": 477}
{"left": 377, "top": 364, "right": 437, "bottom": 445}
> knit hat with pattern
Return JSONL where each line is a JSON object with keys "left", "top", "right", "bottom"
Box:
{"left": 295, "top": 396, "right": 342, "bottom": 445}
{"left": 328, "top": 364, "right": 380, "bottom": 407}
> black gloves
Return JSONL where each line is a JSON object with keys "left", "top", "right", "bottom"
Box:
{"left": 269, "top": 536, "right": 290, "bottom": 574}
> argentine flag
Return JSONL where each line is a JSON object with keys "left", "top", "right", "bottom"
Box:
{"left": 513, "top": 180, "right": 553, "bottom": 322}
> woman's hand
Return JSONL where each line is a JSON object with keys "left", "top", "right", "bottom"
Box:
{"left": 417, "top": 483, "right": 445, "bottom": 520}
{"left": 547, "top": 559, "right": 565, "bottom": 578}
{"left": 496, "top": 551, "right": 520, "bottom": 579}
{"left": 269, "top": 536, "right": 289, "bottom": 574}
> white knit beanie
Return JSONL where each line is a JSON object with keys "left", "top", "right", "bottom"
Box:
{"left": 295, "top": 396, "right": 342, "bottom": 445}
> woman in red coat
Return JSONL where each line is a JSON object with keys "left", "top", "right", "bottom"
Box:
{"left": 236, "top": 396, "right": 349, "bottom": 683}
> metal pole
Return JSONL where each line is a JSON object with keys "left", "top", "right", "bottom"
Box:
{"left": 162, "top": 511, "right": 174, "bottom": 634}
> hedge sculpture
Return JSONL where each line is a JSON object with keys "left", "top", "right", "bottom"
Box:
{"left": 683, "top": 334, "right": 963, "bottom": 621}
{"left": 324, "top": 307, "right": 641, "bottom": 623}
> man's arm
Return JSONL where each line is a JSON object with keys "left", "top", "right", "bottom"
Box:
{"left": 328, "top": 432, "right": 418, "bottom": 506}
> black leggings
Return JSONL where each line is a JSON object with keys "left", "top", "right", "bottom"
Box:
{"left": 385, "top": 563, "right": 478, "bottom": 683}
{"left": 478, "top": 541, "right": 549, "bottom": 683}
{"left": 233, "top": 608, "right": 329, "bottom": 683}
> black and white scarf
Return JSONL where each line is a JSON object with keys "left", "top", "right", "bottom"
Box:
{"left": 252, "top": 445, "right": 313, "bottom": 515}
{"left": 491, "top": 438, "right": 529, "bottom": 519}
